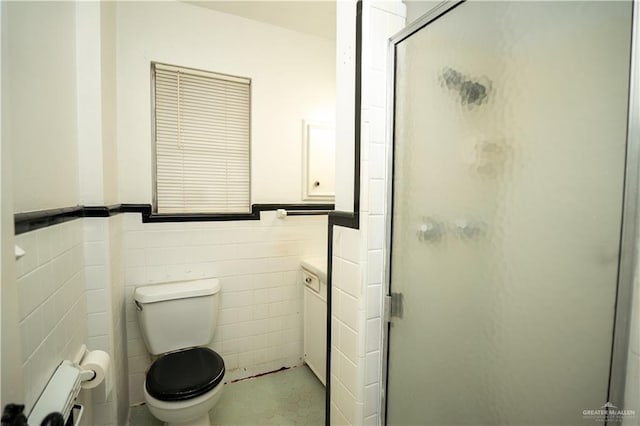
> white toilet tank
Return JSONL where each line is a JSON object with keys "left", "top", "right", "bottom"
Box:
{"left": 134, "top": 278, "right": 221, "bottom": 355}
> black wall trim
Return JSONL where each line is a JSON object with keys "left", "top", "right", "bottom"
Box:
{"left": 328, "top": 211, "right": 359, "bottom": 229}
{"left": 118, "top": 203, "right": 152, "bottom": 215}
{"left": 82, "top": 204, "right": 126, "bottom": 217}
{"left": 14, "top": 206, "right": 84, "bottom": 235}
{"left": 325, "top": 1, "right": 363, "bottom": 424}
{"left": 141, "top": 204, "right": 334, "bottom": 223}
{"left": 14, "top": 203, "right": 334, "bottom": 235}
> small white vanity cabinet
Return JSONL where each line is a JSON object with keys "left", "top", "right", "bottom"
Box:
{"left": 301, "top": 258, "right": 327, "bottom": 385}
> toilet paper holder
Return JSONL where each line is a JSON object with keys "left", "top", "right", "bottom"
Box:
{"left": 74, "top": 345, "right": 112, "bottom": 396}
{"left": 26, "top": 346, "right": 111, "bottom": 426}
{"left": 26, "top": 361, "right": 86, "bottom": 426}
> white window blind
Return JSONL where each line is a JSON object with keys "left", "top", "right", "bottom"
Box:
{"left": 153, "top": 63, "right": 251, "bottom": 213}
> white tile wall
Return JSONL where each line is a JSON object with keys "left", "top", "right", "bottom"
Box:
{"left": 331, "top": 225, "right": 366, "bottom": 426}
{"left": 15, "top": 220, "right": 87, "bottom": 413}
{"left": 83, "top": 218, "right": 115, "bottom": 426}
{"left": 109, "top": 215, "right": 130, "bottom": 426}
{"left": 122, "top": 211, "right": 327, "bottom": 404}
{"left": 331, "top": 1, "right": 405, "bottom": 425}
{"left": 83, "top": 216, "right": 129, "bottom": 426}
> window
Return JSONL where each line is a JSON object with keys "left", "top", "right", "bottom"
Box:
{"left": 152, "top": 63, "right": 251, "bottom": 214}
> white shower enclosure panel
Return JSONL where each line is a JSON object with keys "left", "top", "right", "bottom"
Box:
{"left": 384, "top": 1, "right": 635, "bottom": 425}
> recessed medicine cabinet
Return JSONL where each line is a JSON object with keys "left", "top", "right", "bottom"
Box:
{"left": 302, "top": 120, "right": 336, "bottom": 201}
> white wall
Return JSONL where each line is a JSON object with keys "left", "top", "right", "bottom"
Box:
{"left": 101, "top": 1, "right": 118, "bottom": 206}
{"left": 330, "top": 2, "right": 405, "bottom": 425}
{"left": 76, "top": 1, "right": 105, "bottom": 206}
{"left": 403, "top": 0, "right": 440, "bottom": 24}
{"left": 2, "top": 1, "right": 88, "bottom": 414}
{"left": 1, "top": 0, "right": 4, "bottom": 402}
{"left": 2, "top": 2, "right": 122, "bottom": 423}
{"left": 0, "top": 0, "right": 24, "bottom": 407}
{"left": 76, "top": 1, "right": 119, "bottom": 207}
{"left": 122, "top": 211, "right": 327, "bottom": 404}
{"left": 334, "top": 1, "right": 357, "bottom": 212}
{"left": 116, "top": 1, "right": 336, "bottom": 206}
{"left": 5, "top": 1, "right": 79, "bottom": 213}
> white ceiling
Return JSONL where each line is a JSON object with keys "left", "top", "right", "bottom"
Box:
{"left": 185, "top": 1, "right": 336, "bottom": 41}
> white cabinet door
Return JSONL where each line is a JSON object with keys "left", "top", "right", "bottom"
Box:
{"left": 303, "top": 286, "right": 326, "bottom": 385}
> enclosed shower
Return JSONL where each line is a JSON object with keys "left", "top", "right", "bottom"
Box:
{"left": 384, "top": 1, "right": 637, "bottom": 425}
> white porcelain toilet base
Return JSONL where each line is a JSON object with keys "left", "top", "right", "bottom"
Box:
{"left": 144, "top": 380, "right": 224, "bottom": 426}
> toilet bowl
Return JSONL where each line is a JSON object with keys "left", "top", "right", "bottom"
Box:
{"left": 144, "top": 379, "right": 224, "bottom": 426}
{"left": 135, "top": 279, "right": 224, "bottom": 426}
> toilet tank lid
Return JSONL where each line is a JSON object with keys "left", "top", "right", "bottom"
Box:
{"left": 134, "top": 278, "right": 221, "bottom": 304}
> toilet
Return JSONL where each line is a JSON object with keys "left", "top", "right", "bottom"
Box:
{"left": 134, "top": 278, "right": 224, "bottom": 426}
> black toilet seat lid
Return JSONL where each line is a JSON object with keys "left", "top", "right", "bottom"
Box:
{"left": 146, "top": 347, "right": 225, "bottom": 401}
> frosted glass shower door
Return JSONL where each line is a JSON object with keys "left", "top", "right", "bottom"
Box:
{"left": 386, "top": 2, "right": 633, "bottom": 425}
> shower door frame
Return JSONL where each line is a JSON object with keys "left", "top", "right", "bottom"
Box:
{"left": 381, "top": 0, "right": 640, "bottom": 423}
